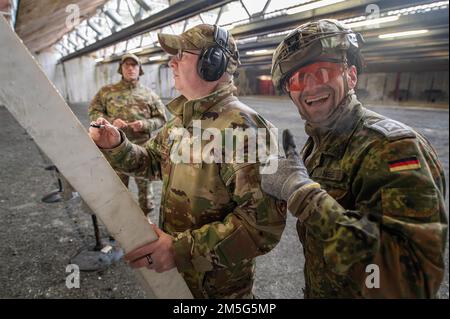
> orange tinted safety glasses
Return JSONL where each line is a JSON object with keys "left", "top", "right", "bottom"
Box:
{"left": 286, "top": 62, "right": 344, "bottom": 92}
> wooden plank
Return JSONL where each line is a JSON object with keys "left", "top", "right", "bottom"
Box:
{"left": 15, "top": 0, "right": 108, "bottom": 53}
{"left": 0, "top": 16, "right": 193, "bottom": 299}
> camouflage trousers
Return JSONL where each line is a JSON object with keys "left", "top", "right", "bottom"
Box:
{"left": 117, "top": 172, "right": 154, "bottom": 216}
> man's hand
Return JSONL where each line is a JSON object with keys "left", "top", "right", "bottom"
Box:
{"left": 89, "top": 117, "right": 121, "bottom": 149}
{"left": 112, "top": 118, "right": 128, "bottom": 129}
{"left": 261, "top": 129, "right": 316, "bottom": 201}
{"left": 124, "top": 224, "right": 176, "bottom": 273}
{"left": 128, "top": 120, "right": 144, "bottom": 133}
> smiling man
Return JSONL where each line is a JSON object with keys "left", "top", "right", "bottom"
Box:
{"left": 89, "top": 24, "right": 286, "bottom": 298}
{"left": 261, "top": 19, "right": 447, "bottom": 298}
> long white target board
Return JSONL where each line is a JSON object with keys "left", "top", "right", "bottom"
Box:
{"left": 0, "top": 17, "right": 193, "bottom": 299}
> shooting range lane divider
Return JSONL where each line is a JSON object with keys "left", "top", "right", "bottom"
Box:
{"left": 0, "top": 16, "right": 193, "bottom": 299}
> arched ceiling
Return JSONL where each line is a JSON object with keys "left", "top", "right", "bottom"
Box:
{"left": 15, "top": 0, "right": 108, "bottom": 53}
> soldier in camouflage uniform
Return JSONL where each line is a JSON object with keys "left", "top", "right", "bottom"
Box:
{"left": 88, "top": 53, "right": 167, "bottom": 216}
{"left": 262, "top": 19, "right": 448, "bottom": 298}
{"left": 89, "top": 24, "right": 286, "bottom": 298}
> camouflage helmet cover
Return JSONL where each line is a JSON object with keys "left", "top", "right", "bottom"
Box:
{"left": 271, "top": 19, "right": 364, "bottom": 91}
{"left": 118, "top": 53, "right": 144, "bottom": 76}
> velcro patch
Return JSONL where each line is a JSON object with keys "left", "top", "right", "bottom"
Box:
{"left": 366, "top": 119, "right": 416, "bottom": 141}
{"left": 388, "top": 157, "right": 421, "bottom": 172}
{"left": 312, "top": 168, "right": 345, "bottom": 182}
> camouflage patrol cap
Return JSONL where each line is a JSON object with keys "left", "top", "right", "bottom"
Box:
{"left": 271, "top": 19, "right": 364, "bottom": 92}
{"left": 157, "top": 24, "right": 240, "bottom": 74}
{"left": 118, "top": 52, "right": 144, "bottom": 76}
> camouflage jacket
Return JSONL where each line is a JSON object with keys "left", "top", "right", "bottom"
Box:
{"left": 101, "top": 82, "right": 286, "bottom": 298}
{"left": 288, "top": 94, "right": 448, "bottom": 298}
{"left": 88, "top": 79, "right": 167, "bottom": 144}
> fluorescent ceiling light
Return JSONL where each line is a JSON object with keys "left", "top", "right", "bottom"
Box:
{"left": 286, "top": 0, "right": 345, "bottom": 15}
{"left": 129, "top": 47, "right": 143, "bottom": 54}
{"left": 267, "top": 29, "right": 294, "bottom": 38}
{"left": 148, "top": 55, "right": 165, "bottom": 61}
{"left": 236, "top": 36, "right": 258, "bottom": 44}
{"left": 378, "top": 29, "right": 429, "bottom": 39}
{"left": 346, "top": 15, "right": 399, "bottom": 28}
{"left": 258, "top": 75, "right": 272, "bottom": 81}
{"left": 246, "top": 49, "right": 272, "bottom": 56}
{"left": 387, "top": 1, "right": 449, "bottom": 16}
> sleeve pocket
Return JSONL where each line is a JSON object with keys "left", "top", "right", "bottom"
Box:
{"left": 381, "top": 187, "right": 439, "bottom": 218}
{"left": 213, "top": 225, "right": 259, "bottom": 267}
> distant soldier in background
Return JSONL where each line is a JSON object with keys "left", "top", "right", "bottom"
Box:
{"left": 262, "top": 19, "right": 448, "bottom": 298}
{"left": 89, "top": 53, "right": 166, "bottom": 216}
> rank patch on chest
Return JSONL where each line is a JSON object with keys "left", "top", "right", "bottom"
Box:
{"left": 388, "top": 157, "right": 421, "bottom": 172}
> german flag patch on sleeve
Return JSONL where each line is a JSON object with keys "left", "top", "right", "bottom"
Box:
{"left": 388, "top": 156, "right": 421, "bottom": 172}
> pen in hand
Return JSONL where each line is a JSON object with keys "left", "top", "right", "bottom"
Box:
{"left": 90, "top": 123, "right": 105, "bottom": 129}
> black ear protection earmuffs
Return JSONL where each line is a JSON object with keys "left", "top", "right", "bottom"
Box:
{"left": 197, "top": 25, "right": 234, "bottom": 82}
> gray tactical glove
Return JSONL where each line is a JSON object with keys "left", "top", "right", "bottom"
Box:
{"left": 261, "top": 129, "right": 317, "bottom": 201}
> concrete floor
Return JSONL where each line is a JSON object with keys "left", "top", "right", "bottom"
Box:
{"left": 0, "top": 96, "right": 448, "bottom": 298}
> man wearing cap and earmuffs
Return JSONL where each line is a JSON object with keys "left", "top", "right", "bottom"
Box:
{"left": 89, "top": 24, "right": 286, "bottom": 298}
{"left": 89, "top": 53, "right": 167, "bottom": 217}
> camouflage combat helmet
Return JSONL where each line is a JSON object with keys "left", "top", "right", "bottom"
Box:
{"left": 118, "top": 53, "right": 144, "bottom": 76}
{"left": 271, "top": 19, "right": 364, "bottom": 92}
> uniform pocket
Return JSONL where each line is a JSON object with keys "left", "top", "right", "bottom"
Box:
{"left": 202, "top": 265, "right": 254, "bottom": 298}
{"left": 311, "top": 167, "right": 345, "bottom": 182}
{"left": 311, "top": 167, "right": 350, "bottom": 202}
{"left": 213, "top": 225, "right": 258, "bottom": 267}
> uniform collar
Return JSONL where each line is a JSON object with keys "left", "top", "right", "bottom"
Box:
{"left": 118, "top": 78, "right": 140, "bottom": 89}
{"left": 305, "top": 94, "right": 364, "bottom": 158}
{"left": 167, "top": 81, "right": 236, "bottom": 128}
